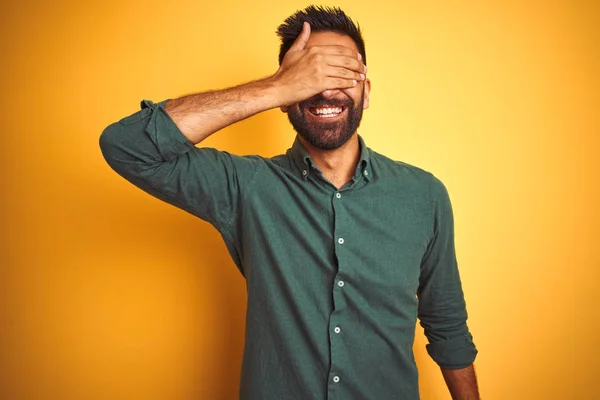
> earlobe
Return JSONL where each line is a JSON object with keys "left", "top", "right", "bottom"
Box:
{"left": 280, "top": 106, "right": 288, "bottom": 113}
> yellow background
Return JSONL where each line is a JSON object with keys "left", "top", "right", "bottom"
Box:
{"left": 1, "top": 0, "right": 598, "bottom": 399}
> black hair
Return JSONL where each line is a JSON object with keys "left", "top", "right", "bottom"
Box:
{"left": 276, "top": 5, "right": 366, "bottom": 66}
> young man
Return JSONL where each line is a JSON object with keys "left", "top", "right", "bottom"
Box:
{"left": 100, "top": 5, "right": 479, "bottom": 400}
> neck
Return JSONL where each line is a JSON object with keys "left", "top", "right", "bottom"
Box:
{"left": 298, "top": 133, "right": 361, "bottom": 189}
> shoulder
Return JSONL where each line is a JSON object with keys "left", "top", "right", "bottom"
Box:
{"left": 369, "top": 148, "right": 446, "bottom": 201}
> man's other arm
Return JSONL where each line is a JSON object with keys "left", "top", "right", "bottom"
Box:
{"left": 417, "top": 175, "right": 479, "bottom": 399}
{"left": 441, "top": 364, "right": 480, "bottom": 400}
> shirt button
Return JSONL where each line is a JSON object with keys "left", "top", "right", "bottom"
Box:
{"left": 364, "top": 170, "right": 369, "bottom": 176}
{"left": 333, "top": 376, "right": 340, "bottom": 383}
{"left": 338, "top": 280, "right": 345, "bottom": 287}
{"left": 302, "top": 170, "right": 307, "bottom": 176}
{"left": 335, "top": 192, "right": 341, "bottom": 199}
{"left": 334, "top": 327, "right": 341, "bottom": 334}
{"left": 338, "top": 238, "right": 344, "bottom": 244}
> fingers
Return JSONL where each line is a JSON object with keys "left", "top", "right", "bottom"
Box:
{"left": 309, "top": 44, "right": 362, "bottom": 60}
{"left": 324, "top": 77, "right": 359, "bottom": 90}
{"left": 324, "top": 65, "right": 365, "bottom": 82}
{"left": 289, "top": 22, "right": 311, "bottom": 52}
{"left": 323, "top": 54, "right": 367, "bottom": 75}
{"left": 321, "top": 54, "right": 366, "bottom": 82}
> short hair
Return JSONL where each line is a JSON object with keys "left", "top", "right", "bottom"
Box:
{"left": 276, "top": 5, "right": 366, "bottom": 66}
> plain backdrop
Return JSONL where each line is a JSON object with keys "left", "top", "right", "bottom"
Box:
{"left": 1, "top": 0, "right": 598, "bottom": 399}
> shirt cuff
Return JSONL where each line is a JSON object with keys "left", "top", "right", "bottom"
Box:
{"left": 142, "top": 99, "right": 196, "bottom": 161}
{"left": 426, "top": 332, "right": 478, "bottom": 369}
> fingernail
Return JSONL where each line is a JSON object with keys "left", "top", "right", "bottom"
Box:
{"left": 358, "top": 53, "right": 362, "bottom": 60}
{"left": 364, "top": 65, "right": 368, "bottom": 73}
{"left": 360, "top": 73, "right": 365, "bottom": 80}
{"left": 353, "top": 80, "right": 357, "bottom": 85}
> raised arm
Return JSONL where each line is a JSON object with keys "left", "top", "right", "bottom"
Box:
{"left": 98, "top": 21, "right": 366, "bottom": 252}
{"left": 99, "top": 22, "right": 365, "bottom": 214}
{"left": 160, "top": 21, "right": 365, "bottom": 144}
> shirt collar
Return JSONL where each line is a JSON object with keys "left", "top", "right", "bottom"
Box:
{"left": 288, "top": 134, "right": 371, "bottom": 182}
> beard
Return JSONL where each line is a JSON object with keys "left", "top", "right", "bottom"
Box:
{"left": 287, "top": 86, "right": 365, "bottom": 150}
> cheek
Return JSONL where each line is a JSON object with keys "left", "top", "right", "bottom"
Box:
{"left": 340, "top": 87, "right": 364, "bottom": 103}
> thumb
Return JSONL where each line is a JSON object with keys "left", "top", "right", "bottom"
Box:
{"left": 288, "top": 22, "right": 311, "bottom": 52}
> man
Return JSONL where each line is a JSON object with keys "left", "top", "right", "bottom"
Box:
{"left": 100, "top": 5, "right": 479, "bottom": 400}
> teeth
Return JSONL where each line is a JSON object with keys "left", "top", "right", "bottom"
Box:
{"left": 314, "top": 107, "right": 342, "bottom": 115}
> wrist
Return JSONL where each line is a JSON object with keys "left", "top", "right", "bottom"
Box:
{"left": 260, "top": 73, "right": 289, "bottom": 108}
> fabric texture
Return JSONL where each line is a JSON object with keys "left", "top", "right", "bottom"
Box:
{"left": 99, "top": 99, "right": 478, "bottom": 400}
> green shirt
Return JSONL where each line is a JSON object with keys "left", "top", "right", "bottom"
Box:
{"left": 100, "top": 99, "right": 477, "bottom": 400}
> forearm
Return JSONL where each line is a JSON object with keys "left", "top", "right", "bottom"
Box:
{"left": 441, "top": 364, "right": 480, "bottom": 400}
{"left": 164, "top": 76, "right": 282, "bottom": 144}
{"left": 99, "top": 75, "right": 284, "bottom": 201}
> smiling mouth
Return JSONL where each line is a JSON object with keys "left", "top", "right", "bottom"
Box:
{"left": 307, "top": 106, "right": 347, "bottom": 119}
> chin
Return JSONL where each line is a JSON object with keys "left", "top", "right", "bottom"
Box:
{"left": 300, "top": 131, "right": 354, "bottom": 150}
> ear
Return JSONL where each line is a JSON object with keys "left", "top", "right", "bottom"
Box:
{"left": 280, "top": 105, "right": 289, "bottom": 113}
{"left": 362, "top": 78, "right": 371, "bottom": 110}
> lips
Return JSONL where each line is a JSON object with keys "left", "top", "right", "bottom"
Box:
{"left": 306, "top": 106, "right": 347, "bottom": 120}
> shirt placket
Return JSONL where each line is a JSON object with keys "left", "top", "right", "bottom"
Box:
{"left": 326, "top": 188, "right": 350, "bottom": 399}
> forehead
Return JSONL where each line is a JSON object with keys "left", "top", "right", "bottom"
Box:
{"left": 305, "top": 31, "right": 358, "bottom": 52}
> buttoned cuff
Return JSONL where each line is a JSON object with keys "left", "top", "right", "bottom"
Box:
{"left": 426, "top": 332, "right": 478, "bottom": 369}
{"left": 142, "top": 99, "right": 196, "bottom": 161}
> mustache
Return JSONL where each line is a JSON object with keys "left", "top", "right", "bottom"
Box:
{"left": 299, "top": 96, "right": 354, "bottom": 109}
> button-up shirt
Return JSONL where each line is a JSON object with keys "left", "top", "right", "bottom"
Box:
{"left": 100, "top": 99, "right": 478, "bottom": 400}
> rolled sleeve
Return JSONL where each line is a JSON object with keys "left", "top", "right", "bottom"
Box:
{"left": 425, "top": 332, "right": 477, "bottom": 369}
{"left": 99, "top": 99, "right": 260, "bottom": 236}
{"left": 143, "top": 99, "right": 198, "bottom": 161}
{"left": 417, "top": 175, "right": 478, "bottom": 369}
